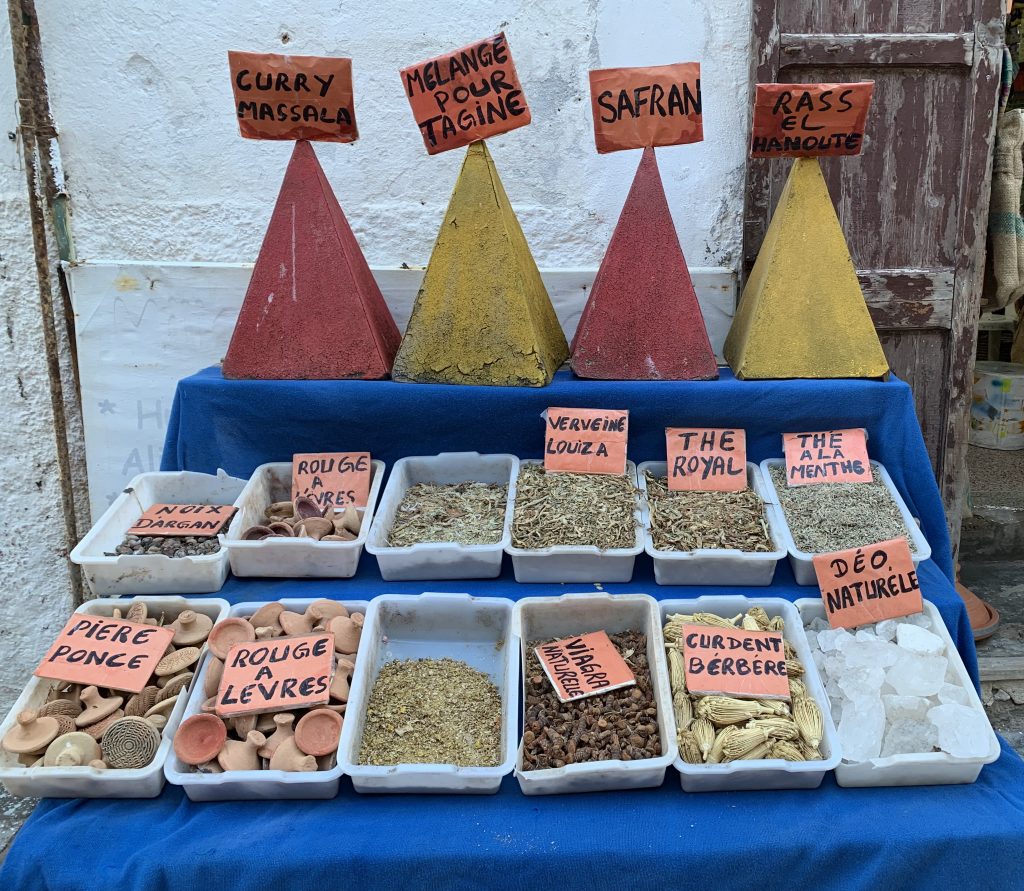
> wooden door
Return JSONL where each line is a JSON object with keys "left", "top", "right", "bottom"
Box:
{"left": 745, "top": 1, "right": 1004, "bottom": 555}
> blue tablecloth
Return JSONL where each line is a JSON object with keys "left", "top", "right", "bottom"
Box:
{"left": 5, "top": 368, "right": 1021, "bottom": 891}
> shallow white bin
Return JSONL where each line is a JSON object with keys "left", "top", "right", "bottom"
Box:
{"left": 164, "top": 598, "right": 369, "bottom": 801}
{"left": 513, "top": 592, "right": 677, "bottom": 795}
{"left": 759, "top": 458, "right": 933, "bottom": 586}
{"left": 222, "top": 460, "right": 384, "bottom": 578}
{"left": 340, "top": 593, "right": 518, "bottom": 794}
{"left": 638, "top": 461, "right": 786, "bottom": 586}
{"left": 0, "top": 596, "right": 229, "bottom": 798}
{"left": 660, "top": 595, "right": 841, "bottom": 792}
{"left": 795, "top": 598, "right": 1001, "bottom": 787}
{"left": 366, "top": 452, "right": 518, "bottom": 581}
{"left": 506, "top": 460, "right": 643, "bottom": 583}
{"left": 70, "top": 470, "right": 247, "bottom": 596}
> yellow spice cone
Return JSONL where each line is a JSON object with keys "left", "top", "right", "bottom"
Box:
{"left": 724, "top": 157, "right": 889, "bottom": 380}
{"left": 392, "top": 141, "right": 569, "bottom": 386}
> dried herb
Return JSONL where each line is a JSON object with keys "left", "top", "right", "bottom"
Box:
{"left": 521, "top": 629, "right": 660, "bottom": 770}
{"left": 511, "top": 464, "right": 637, "bottom": 550}
{"left": 357, "top": 658, "right": 502, "bottom": 767}
{"left": 768, "top": 464, "right": 916, "bottom": 554}
{"left": 644, "top": 472, "right": 773, "bottom": 552}
{"left": 386, "top": 482, "right": 507, "bottom": 547}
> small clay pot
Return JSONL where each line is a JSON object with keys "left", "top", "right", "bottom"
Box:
{"left": 293, "top": 496, "right": 325, "bottom": 520}
{"left": 330, "top": 656, "right": 356, "bottom": 702}
{"left": 320, "top": 534, "right": 352, "bottom": 542}
{"left": 295, "top": 516, "right": 334, "bottom": 541}
{"left": 294, "top": 708, "right": 343, "bottom": 757}
{"left": 217, "top": 730, "right": 265, "bottom": 771}
{"left": 267, "top": 522, "right": 294, "bottom": 537}
{"left": 265, "top": 501, "right": 294, "bottom": 519}
{"left": 329, "top": 614, "right": 364, "bottom": 655}
{"left": 231, "top": 714, "right": 258, "bottom": 739}
{"left": 102, "top": 716, "right": 161, "bottom": 769}
{"left": 169, "top": 610, "right": 213, "bottom": 646}
{"left": 306, "top": 600, "right": 349, "bottom": 624}
{"left": 203, "top": 657, "right": 225, "bottom": 698}
{"left": 207, "top": 617, "right": 256, "bottom": 660}
{"left": 279, "top": 610, "right": 313, "bottom": 636}
{"left": 174, "top": 714, "right": 227, "bottom": 766}
{"left": 200, "top": 697, "right": 218, "bottom": 714}
{"left": 75, "top": 687, "right": 124, "bottom": 728}
{"left": 257, "top": 713, "right": 295, "bottom": 759}
{"left": 336, "top": 506, "right": 361, "bottom": 535}
{"left": 3, "top": 710, "right": 60, "bottom": 754}
{"left": 242, "top": 524, "right": 275, "bottom": 540}
{"left": 255, "top": 626, "right": 277, "bottom": 640}
{"left": 248, "top": 602, "right": 284, "bottom": 630}
{"left": 43, "top": 732, "right": 101, "bottom": 767}
{"left": 155, "top": 646, "right": 200, "bottom": 677}
{"left": 269, "top": 736, "right": 317, "bottom": 772}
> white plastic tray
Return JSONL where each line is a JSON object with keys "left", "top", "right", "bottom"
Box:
{"left": 70, "top": 470, "right": 247, "bottom": 596}
{"left": 366, "top": 452, "right": 518, "bottom": 581}
{"left": 759, "top": 458, "right": 933, "bottom": 586}
{"left": 638, "top": 461, "right": 786, "bottom": 586}
{"left": 506, "top": 460, "right": 643, "bottom": 583}
{"left": 164, "top": 598, "right": 369, "bottom": 801}
{"left": 513, "top": 593, "right": 677, "bottom": 795}
{"left": 222, "top": 460, "right": 384, "bottom": 578}
{"left": 660, "top": 595, "right": 841, "bottom": 792}
{"left": 340, "top": 593, "right": 518, "bottom": 794}
{"left": 0, "top": 596, "right": 229, "bottom": 798}
{"left": 795, "top": 598, "right": 1001, "bottom": 787}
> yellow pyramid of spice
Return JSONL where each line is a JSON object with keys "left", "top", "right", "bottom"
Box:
{"left": 724, "top": 156, "right": 888, "bottom": 380}
{"left": 392, "top": 140, "right": 568, "bottom": 386}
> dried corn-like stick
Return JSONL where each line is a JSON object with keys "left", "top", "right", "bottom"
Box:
{"left": 690, "top": 612, "right": 742, "bottom": 629}
{"left": 673, "top": 690, "right": 693, "bottom": 731}
{"left": 769, "top": 740, "right": 806, "bottom": 761}
{"left": 756, "top": 698, "right": 789, "bottom": 717}
{"left": 662, "top": 615, "right": 689, "bottom": 643}
{"left": 747, "top": 716, "right": 800, "bottom": 741}
{"left": 783, "top": 640, "right": 799, "bottom": 662}
{"left": 667, "top": 647, "right": 686, "bottom": 692}
{"left": 746, "top": 607, "right": 771, "bottom": 630}
{"left": 741, "top": 614, "right": 761, "bottom": 632}
{"left": 741, "top": 740, "right": 774, "bottom": 761}
{"left": 696, "top": 696, "right": 777, "bottom": 726}
{"left": 801, "top": 743, "right": 823, "bottom": 761}
{"left": 707, "top": 725, "right": 739, "bottom": 764}
{"left": 793, "top": 696, "right": 823, "bottom": 749}
{"left": 678, "top": 729, "right": 703, "bottom": 764}
{"left": 785, "top": 658, "right": 805, "bottom": 678}
{"left": 768, "top": 615, "right": 785, "bottom": 632}
{"left": 692, "top": 718, "right": 716, "bottom": 761}
{"left": 788, "top": 677, "right": 807, "bottom": 698}
{"left": 722, "top": 726, "right": 771, "bottom": 761}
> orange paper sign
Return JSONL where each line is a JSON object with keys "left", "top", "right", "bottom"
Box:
{"left": 751, "top": 82, "right": 874, "bottom": 158}
{"left": 125, "top": 504, "right": 237, "bottom": 537}
{"left": 292, "top": 452, "right": 371, "bottom": 510}
{"left": 544, "top": 407, "right": 628, "bottom": 475}
{"left": 535, "top": 631, "right": 636, "bottom": 703}
{"left": 589, "top": 62, "right": 703, "bottom": 153}
{"left": 215, "top": 633, "right": 333, "bottom": 718}
{"left": 783, "top": 429, "right": 872, "bottom": 486}
{"left": 813, "top": 537, "right": 922, "bottom": 630}
{"left": 34, "top": 615, "right": 174, "bottom": 693}
{"left": 666, "top": 428, "right": 747, "bottom": 492}
{"left": 682, "top": 623, "right": 790, "bottom": 699}
{"left": 400, "top": 32, "right": 531, "bottom": 155}
{"left": 228, "top": 51, "right": 357, "bottom": 142}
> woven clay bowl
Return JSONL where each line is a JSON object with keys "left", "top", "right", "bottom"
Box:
{"left": 279, "top": 610, "right": 313, "bottom": 636}
{"left": 208, "top": 618, "right": 256, "bottom": 660}
{"left": 3, "top": 711, "right": 60, "bottom": 754}
{"left": 38, "top": 698, "right": 81, "bottom": 719}
{"left": 157, "top": 672, "right": 193, "bottom": 702}
{"left": 173, "top": 714, "right": 227, "bottom": 766}
{"left": 248, "top": 602, "right": 285, "bottom": 630}
{"left": 294, "top": 708, "right": 343, "bottom": 757}
{"left": 125, "top": 686, "right": 160, "bottom": 718}
{"left": 52, "top": 715, "right": 76, "bottom": 736}
{"left": 155, "top": 646, "right": 200, "bottom": 677}
{"left": 169, "top": 610, "right": 213, "bottom": 647}
{"left": 102, "top": 716, "right": 161, "bottom": 769}
{"left": 82, "top": 710, "right": 125, "bottom": 741}
{"left": 75, "top": 687, "right": 124, "bottom": 728}
{"left": 43, "top": 732, "right": 101, "bottom": 767}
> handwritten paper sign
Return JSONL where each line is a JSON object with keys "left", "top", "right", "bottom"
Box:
{"left": 535, "top": 631, "right": 636, "bottom": 703}
{"left": 291, "top": 452, "right": 371, "bottom": 510}
{"left": 228, "top": 51, "right": 357, "bottom": 142}
{"left": 589, "top": 62, "right": 703, "bottom": 153}
{"left": 544, "top": 407, "right": 628, "bottom": 475}
{"left": 34, "top": 615, "right": 174, "bottom": 693}
{"left": 783, "top": 429, "right": 872, "bottom": 486}
{"left": 666, "top": 428, "right": 747, "bottom": 492}
{"left": 813, "top": 537, "right": 922, "bottom": 629}
{"left": 400, "top": 32, "right": 530, "bottom": 155}
{"left": 125, "top": 504, "right": 237, "bottom": 537}
{"left": 215, "top": 633, "right": 333, "bottom": 718}
{"left": 750, "top": 82, "right": 874, "bottom": 158}
{"left": 682, "top": 623, "right": 789, "bottom": 699}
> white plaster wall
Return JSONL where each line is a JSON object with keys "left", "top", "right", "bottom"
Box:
{"left": 0, "top": 16, "right": 75, "bottom": 715}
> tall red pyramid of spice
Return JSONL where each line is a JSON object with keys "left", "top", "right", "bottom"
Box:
{"left": 570, "top": 146, "right": 718, "bottom": 380}
{"left": 222, "top": 140, "right": 401, "bottom": 379}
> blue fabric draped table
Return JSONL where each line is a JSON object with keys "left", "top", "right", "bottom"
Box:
{"left": 5, "top": 367, "right": 1024, "bottom": 891}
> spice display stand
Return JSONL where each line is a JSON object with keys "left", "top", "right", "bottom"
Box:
{"left": 4, "top": 367, "right": 1024, "bottom": 889}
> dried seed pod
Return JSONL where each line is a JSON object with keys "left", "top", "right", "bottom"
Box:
{"left": 692, "top": 718, "right": 715, "bottom": 761}
{"left": 769, "top": 740, "right": 807, "bottom": 761}
{"left": 722, "top": 726, "right": 771, "bottom": 761}
{"left": 793, "top": 696, "right": 823, "bottom": 749}
{"left": 667, "top": 647, "right": 686, "bottom": 692}
{"left": 742, "top": 740, "right": 773, "bottom": 761}
{"left": 783, "top": 640, "right": 799, "bottom": 662}
{"left": 662, "top": 615, "right": 689, "bottom": 643}
{"left": 746, "top": 607, "right": 771, "bottom": 631}
{"left": 101, "top": 717, "right": 161, "bottom": 769}
{"left": 706, "top": 725, "right": 739, "bottom": 764}
{"left": 696, "top": 696, "right": 776, "bottom": 726}
{"left": 677, "top": 729, "right": 703, "bottom": 764}
{"left": 746, "top": 716, "right": 800, "bottom": 741}
{"left": 672, "top": 690, "right": 693, "bottom": 732}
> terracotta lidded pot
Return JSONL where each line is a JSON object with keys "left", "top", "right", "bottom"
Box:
{"left": 207, "top": 617, "right": 256, "bottom": 660}
{"left": 3, "top": 710, "right": 61, "bottom": 754}
{"left": 294, "top": 708, "right": 343, "bottom": 757}
{"left": 257, "top": 713, "right": 295, "bottom": 759}
{"left": 218, "top": 730, "right": 266, "bottom": 772}
{"left": 174, "top": 714, "right": 227, "bottom": 766}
